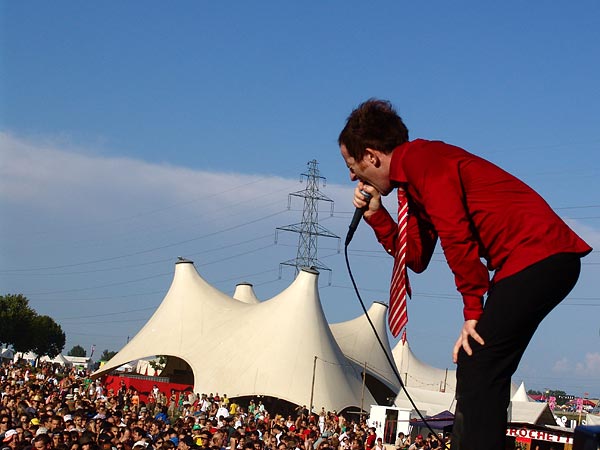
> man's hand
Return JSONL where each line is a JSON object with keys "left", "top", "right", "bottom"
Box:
{"left": 354, "top": 182, "right": 380, "bottom": 217}
{"left": 452, "top": 319, "right": 485, "bottom": 363}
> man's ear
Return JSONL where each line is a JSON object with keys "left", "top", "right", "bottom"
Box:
{"left": 364, "top": 148, "right": 382, "bottom": 167}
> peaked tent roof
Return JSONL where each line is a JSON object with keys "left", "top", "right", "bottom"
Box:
{"left": 40, "top": 353, "right": 72, "bottom": 366}
{"left": 508, "top": 401, "right": 559, "bottom": 426}
{"left": 392, "top": 334, "right": 456, "bottom": 393}
{"left": 232, "top": 282, "right": 260, "bottom": 304}
{"left": 330, "top": 301, "right": 401, "bottom": 392}
{"left": 93, "top": 261, "right": 375, "bottom": 412}
{"left": 512, "top": 382, "right": 533, "bottom": 402}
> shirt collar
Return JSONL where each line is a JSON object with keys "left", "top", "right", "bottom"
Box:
{"left": 389, "top": 141, "right": 411, "bottom": 185}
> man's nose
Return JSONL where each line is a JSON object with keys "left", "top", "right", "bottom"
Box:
{"left": 349, "top": 172, "right": 357, "bottom": 181}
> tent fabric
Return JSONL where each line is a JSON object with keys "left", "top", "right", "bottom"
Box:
{"left": 511, "top": 381, "right": 533, "bottom": 402}
{"left": 508, "top": 401, "right": 559, "bottom": 426}
{"left": 40, "top": 353, "right": 72, "bottom": 366}
{"left": 330, "top": 301, "right": 400, "bottom": 392}
{"left": 93, "top": 261, "right": 376, "bottom": 412}
{"left": 392, "top": 337, "right": 457, "bottom": 393}
{"left": 232, "top": 282, "right": 260, "bottom": 304}
{"left": 394, "top": 385, "right": 457, "bottom": 416}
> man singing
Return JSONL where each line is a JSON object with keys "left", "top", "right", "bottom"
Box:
{"left": 338, "top": 99, "right": 591, "bottom": 450}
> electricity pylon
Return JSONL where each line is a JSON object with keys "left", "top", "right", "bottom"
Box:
{"left": 276, "top": 160, "right": 340, "bottom": 282}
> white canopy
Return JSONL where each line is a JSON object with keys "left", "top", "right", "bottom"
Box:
{"left": 40, "top": 353, "right": 72, "bottom": 366}
{"left": 330, "top": 301, "right": 400, "bottom": 392}
{"left": 392, "top": 334, "right": 456, "bottom": 393}
{"left": 93, "top": 261, "right": 375, "bottom": 412}
{"left": 232, "top": 282, "right": 260, "bottom": 304}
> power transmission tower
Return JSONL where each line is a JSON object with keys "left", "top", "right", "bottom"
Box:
{"left": 276, "top": 160, "right": 340, "bottom": 282}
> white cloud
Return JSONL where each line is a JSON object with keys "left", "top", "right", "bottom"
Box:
{"left": 0, "top": 131, "right": 306, "bottom": 224}
{"left": 552, "top": 357, "right": 570, "bottom": 374}
{"left": 575, "top": 352, "right": 600, "bottom": 377}
{"left": 552, "top": 353, "right": 600, "bottom": 379}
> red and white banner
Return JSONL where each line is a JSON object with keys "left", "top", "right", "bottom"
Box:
{"left": 506, "top": 427, "right": 573, "bottom": 444}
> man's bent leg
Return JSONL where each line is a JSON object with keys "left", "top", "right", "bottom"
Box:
{"left": 451, "top": 253, "right": 581, "bottom": 450}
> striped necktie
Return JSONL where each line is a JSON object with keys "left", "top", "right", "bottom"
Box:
{"left": 389, "top": 187, "right": 410, "bottom": 337}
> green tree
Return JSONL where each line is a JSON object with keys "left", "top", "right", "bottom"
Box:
{"left": 68, "top": 345, "right": 87, "bottom": 357}
{"left": 0, "top": 293, "right": 36, "bottom": 351}
{"left": 100, "top": 349, "right": 117, "bottom": 361}
{"left": 30, "top": 315, "right": 65, "bottom": 358}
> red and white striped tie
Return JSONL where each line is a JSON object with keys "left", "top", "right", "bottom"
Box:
{"left": 389, "top": 187, "right": 410, "bottom": 337}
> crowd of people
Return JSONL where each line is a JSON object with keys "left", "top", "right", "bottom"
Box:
{"left": 0, "top": 360, "right": 449, "bottom": 450}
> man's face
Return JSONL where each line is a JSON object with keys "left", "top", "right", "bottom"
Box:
{"left": 340, "top": 145, "right": 392, "bottom": 196}
{"left": 34, "top": 441, "right": 47, "bottom": 450}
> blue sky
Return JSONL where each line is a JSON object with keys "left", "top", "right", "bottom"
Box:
{"left": 1, "top": 2, "right": 599, "bottom": 398}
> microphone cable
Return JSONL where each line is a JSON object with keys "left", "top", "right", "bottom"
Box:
{"left": 344, "top": 241, "right": 450, "bottom": 449}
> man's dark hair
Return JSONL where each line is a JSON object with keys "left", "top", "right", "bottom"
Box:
{"left": 338, "top": 98, "right": 409, "bottom": 161}
{"left": 34, "top": 434, "right": 52, "bottom": 447}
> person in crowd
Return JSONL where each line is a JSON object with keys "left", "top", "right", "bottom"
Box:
{"left": 0, "top": 359, "right": 443, "bottom": 450}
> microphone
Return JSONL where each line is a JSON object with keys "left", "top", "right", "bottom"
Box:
{"left": 345, "top": 190, "right": 372, "bottom": 246}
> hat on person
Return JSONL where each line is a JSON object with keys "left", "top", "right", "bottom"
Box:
{"left": 181, "top": 436, "right": 195, "bottom": 447}
{"left": 36, "top": 427, "right": 49, "bottom": 436}
{"left": 3, "top": 430, "right": 17, "bottom": 443}
{"left": 169, "top": 437, "right": 179, "bottom": 446}
{"left": 64, "top": 414, "right": 73, "bottom": 422}
{"left": 66, "top": 394, "right": 74, "bottom": 400}
{"left": 30, "top": 418, "right": 40, "bottom": 426}
{"left": 192, "top": 424, "right": 201, "bottom": 431}
{"left": 416, "top": 435, "right": 423, "bottom": 439}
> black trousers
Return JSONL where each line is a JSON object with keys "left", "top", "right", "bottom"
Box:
{"left": 450, "top": 253, "right": 581, "bottom": 450}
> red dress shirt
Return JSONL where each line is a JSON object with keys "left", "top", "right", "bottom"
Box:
{"left": 365, "top": 139, "right": 592, "bottom": 321}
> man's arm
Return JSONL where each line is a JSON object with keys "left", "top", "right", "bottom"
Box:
{"left": 362, "top": 194, "right": 437, "bottom": 273}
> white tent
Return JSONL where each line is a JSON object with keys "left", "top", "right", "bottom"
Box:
{"left": 392, "top": 334, "right": 456, "bottom": 393}
{"left": 508, "top": 400, "right": 559, "bottom": 426}
{"left": 330, "top": 301, "right": 400, "bottom": 392}
{"left": 232, "top": 282, "right": 260, "bottom": 304}
{"left": 511, "top": 381, "right": 533, "bottom": 402}
{"left": 93, "top": 261, "right": 375, "bottom": 412}
{"left": 40, "top": 353, "right": 73, "bottom": 366}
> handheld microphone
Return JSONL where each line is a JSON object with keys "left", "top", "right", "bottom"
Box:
{"left": 345, "top": 190, "right": 372, "bottom": 246}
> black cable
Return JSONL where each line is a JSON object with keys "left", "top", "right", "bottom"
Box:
{"left": 344, "top": 243, "right": 450, "bottom": 449}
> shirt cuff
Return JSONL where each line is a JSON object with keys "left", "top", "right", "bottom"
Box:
{"left": 463, "top": 295, "right": 484, "bottom": 321}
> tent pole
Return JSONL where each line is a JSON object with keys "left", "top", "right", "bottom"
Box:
{"left": 309, "top": 356, "right": 317, "bottom": 414}
{"left": 361, "top": 361, "right": 367, "bottom": 416}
